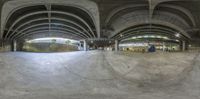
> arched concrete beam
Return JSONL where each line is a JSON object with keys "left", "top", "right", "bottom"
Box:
{"left": 10, "top": 23, "right": 89, "bottom": 39}
{"left": 154, "top": 11, "right": 190, "bottom": 28}
{"left": 14, "top": 27, "right": 85, "bottom": 40}
{"left": 11, "top": 23, "right": 88, "bottom": 39}
{"left": 148, "top": 0, "right": 184, "bottom": 18}
{"left": 105, "top": 4, "right": 148, "bottom": 25}
{"left": 5, "top": 11, "right": 95, "bottom": 38}
{"left": 1, "top": 0, "right": 100, "bottom": 38}
{"left": 113, "top": 28, "right": 177, "bottom": 39}
{"left": 112, "top": 27, "right": 177, "bottom": 39}
{"left": 114, "top": 29, "right": 179, "bottom": 40}
{"left": 13, "top": 27, "right": 86, "bottom": 39}
{"left": 109, "top": 19, "right": 191, "bottom": 39}
{"left": 160, "top": 4, "right": 196, "bottom": 27}
{"left": 117, "top": 25, "right": 177, "bottom": 36}
{"left": 9, "top": 17, "right": 92, "bottom": 38}
{"left": 120, "top": 11, "right": 189, "bottom": 31}
{"left": 17, "top": 30, "right": 83, "bottom": 40}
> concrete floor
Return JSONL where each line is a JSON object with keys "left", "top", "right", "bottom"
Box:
{"left": 0, "top": 51, "right": 200, "bottom": 99}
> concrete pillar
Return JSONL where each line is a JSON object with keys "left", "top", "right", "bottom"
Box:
{"left": 0, "top": 39, "right": 2, "bottom": 47}
{"left": 11, "top": 40, "right": 17, "bottom": 52}
{"left": 0, "top": 39, "right": 3, "bottom": 51}
{"left": 171, "top": 43, "right": 173, "bottom": 50}
{"left": 182, "top": 41, "right": 186, "bottom": 51}
{"left": 162, "top": 42, "right": 165, "bottom": 52}
{"left": 11, "top": 40, "right": 14, "bottom": 52}
{"left": 83, "top": 40, "right": 87, "bottom": 51}
{"left": 78, "top": 42, "right": 81, "bottom": 51}
{"left": 1, "top": 39, "right": 5, "bottom": 48}
{"left": 13, "top": 40, "right": 17, "bottom": 51}
{"left": 115, "top": 40, "right": 119, "bottom": 51}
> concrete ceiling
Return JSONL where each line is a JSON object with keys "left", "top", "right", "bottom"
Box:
{"left": 0, "top": 0, "right": 200, "bottom": 42}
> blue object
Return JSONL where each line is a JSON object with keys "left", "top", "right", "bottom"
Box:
{"left": 148, "top": 45, "right": 156, "bottom": 52}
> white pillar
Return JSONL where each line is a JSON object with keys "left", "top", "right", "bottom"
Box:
{"left": 162, "top": 42, "right": 165, "bottom": 52}
{"left": 78, "top": 41, "right": 81, "bottom": 50}
{"left": 182, "top": 41, "right": 186, "bottom": 51}
{"left": 83, "top": 40, "right": 87, "bottom": 51}
{"left": 115, "top": 40, "right": 119, "bottom": 51}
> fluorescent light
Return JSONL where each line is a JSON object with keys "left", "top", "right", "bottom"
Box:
{"left": 163, "top": 37, "right": 169, "bottom": 39}
{"left": 175, "top": 33, "right": 180, "bottom": 37}
{"left": 132, "top": 37, "right": 137, "bottom": 39}
{"left": 175, "top": 39, "right": 179, "bottom": 42}
{"left": 143, "top": 35, "right": 149, "bottom": 38}
{"left": 156, "top": 36, "right": 162, "bottom": 38}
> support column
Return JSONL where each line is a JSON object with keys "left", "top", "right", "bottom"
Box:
{"left": 78, "top": 41, "right": 82, "bottom": 51}
{"left": 170, "top": 43, "right": 172, "bottom": 51}
{"left": 2, "top": 40, "right": 6, "bottom": 51}
{"left": 0, "top": 39, "right": 3, "bottom": 51}
{"left": 115, "top": 40, "right": 119, "bottom": 51}
{"left": 162, "top": 42, "right": 165, "bottom": 52}
{"left": 13, "top": 40, "right": 17, "bottom": 52}
{"left": 182, "top": 41, "right": 186, "bottom": 51}
{"left": 11, "top": 40, "right": 17, "bottom": 52}
{"left": 83, "top": 40, "right": 87, "bottom": 51}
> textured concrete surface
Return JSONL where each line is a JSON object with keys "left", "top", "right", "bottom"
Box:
{"left": 0, "top": 51, "right": 200, "bottom": 99}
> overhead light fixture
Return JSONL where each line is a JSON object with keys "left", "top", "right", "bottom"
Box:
{"left": 175, "top": 39, "right": 179, "bottom": 42}
{"left": 132, "top": 37, "right": 137, "bottom": 39}
{"left": 163, "top": 37, "right": 169, "bottom": 39}
{"left": 156, "top": 36, "right": 162, "bottom": 38}
{"left": 143, "top": 35, "right": 149, "bottom": 38}
{"left": 175, "top": 33, "right": 180, "bottom": 37}
{"left": 150, "top": 35, "right": 155, "bottom": 38}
